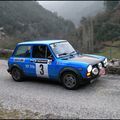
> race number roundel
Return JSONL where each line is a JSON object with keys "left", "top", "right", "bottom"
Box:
{"left": 36, "top": 63, "right": 49, "bottom": 78}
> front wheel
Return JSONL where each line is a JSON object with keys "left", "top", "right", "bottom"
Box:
{"left": 61, "top": 72, "right": 80, "bottom": 90}
{"left": 11, "top": 67, "right": 24, "bottom": 82}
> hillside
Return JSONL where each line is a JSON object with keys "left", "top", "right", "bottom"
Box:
{"left": 93, "top": 2, "right": 120, "bottom": 42}
{"left": 0, "top": 1, "right": 76, "bottom": 48}
{"left": 39, "top": 1, "right": 104, "bottom": 27}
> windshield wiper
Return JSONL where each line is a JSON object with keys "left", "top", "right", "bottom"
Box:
{"left": 69, "top": 51, "right": 76, "bottom": 56}
{"left": 58, "top": 51, "right": 76, "bottom": 58}
{"left": 58, "top": 52, "right": 68, "bottom": 57}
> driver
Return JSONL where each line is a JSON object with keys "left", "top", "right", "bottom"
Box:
{"left": 38, "top": 46, "right": 45, "bottom": 58}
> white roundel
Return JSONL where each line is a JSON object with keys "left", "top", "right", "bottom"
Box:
{"left": 92, "top": 67, "right": 99, "bottom": 75}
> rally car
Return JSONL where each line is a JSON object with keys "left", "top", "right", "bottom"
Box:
{"left": 7, "top": 40, "right": 108, "bottom": 89}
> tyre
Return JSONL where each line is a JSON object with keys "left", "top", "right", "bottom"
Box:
{"left": 61, "top": 72, "right": 80, "bottom": 90}
{"left": 11, "top": 67, "right": 24, "bottom": 82}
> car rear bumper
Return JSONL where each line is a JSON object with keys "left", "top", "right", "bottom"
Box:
{"left": 7, "top": 68, "right": 11, "bottom": 74}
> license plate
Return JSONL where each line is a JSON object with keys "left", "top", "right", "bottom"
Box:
{"left": 99, "top": 68, "right": 106, "bottom": 76}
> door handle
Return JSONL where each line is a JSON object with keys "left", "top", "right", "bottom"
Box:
{"left": 30, "top": 59, "right": 36, "bottom": 62}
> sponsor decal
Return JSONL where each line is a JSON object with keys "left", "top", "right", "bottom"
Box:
{"left": 25, "top": 64, "right": 35, "bottom": 69}
{"left": 14, "top": 58, "right": 25, "bottom": 62}
{"left": 35, "top": 59, "right": 52, "bottom": 64}
{"left": 35, "top": 59, "right": 48, "bottom": 64}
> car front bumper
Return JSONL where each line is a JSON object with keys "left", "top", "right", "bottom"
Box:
{"left": 80, "top": 67, "right": 106, "bottom": 85}
{"left": 80, "top": 74, "right": 100, "bottom": 85}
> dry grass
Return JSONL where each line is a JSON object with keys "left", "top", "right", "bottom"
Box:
{"left": 95, "top": 40, "right": 120, "bottom": 59}
{"left": 0, "top": 107, "right": 40, "bottom": 119}
{"left": 0, "top": 105, "right": 62, "bottom": 119}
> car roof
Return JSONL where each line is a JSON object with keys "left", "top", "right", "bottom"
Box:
{"left": 18, "top": 40, "right": 67, "bottom": 45}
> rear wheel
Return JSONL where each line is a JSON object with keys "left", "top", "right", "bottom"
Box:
{"left": 61, "top": 72, "right": 80, "bottom": 90}
{"left": 11, "top": 67, "right": 24, "bottom": 82}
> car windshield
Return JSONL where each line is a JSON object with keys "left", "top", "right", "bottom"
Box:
{"left": 50, "top": 41, "right": 76, "bottom": 58}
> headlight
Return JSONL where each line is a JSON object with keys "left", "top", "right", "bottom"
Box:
{"left": 104, "top": 58, "right": 107, "bottom": 63}
{"left": 103, "top": 58, "right": 108, "bottom": 67}
{"left": 87, "top": 65, "right": 92, "bottom": 72}
{"left": 92, "top": 67, "right": 99, "bottom": 75}
{"left": 98, "top": 63, "right": 102, "bottom": 69}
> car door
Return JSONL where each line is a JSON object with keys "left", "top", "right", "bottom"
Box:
{"left": 31, "top": 44, "right": 54, "bottom": 78}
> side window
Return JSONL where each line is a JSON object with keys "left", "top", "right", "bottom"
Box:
{"left": 32, "top": 45, "right": 53, "bottom": 59}
{"left": 32, "top": 45, "right": 46, "bottom": 58}
{"left": 14, "top": 46, "right": 31, "bottom": 58}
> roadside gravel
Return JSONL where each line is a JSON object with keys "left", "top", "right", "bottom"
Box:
{"left": 0, "top": 59, "right": 120, "bottom": 119}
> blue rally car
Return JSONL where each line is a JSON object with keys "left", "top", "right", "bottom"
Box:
{"left": 7, "top": 40, "right": 108, "bottom": 89}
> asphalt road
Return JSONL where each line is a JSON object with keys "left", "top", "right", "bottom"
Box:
{"left": 0, "top": 59, "right": 120, "bottom": 119}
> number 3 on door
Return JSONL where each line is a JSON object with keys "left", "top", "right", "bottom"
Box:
{"left": 39, "top": 64, "right": 44, "bottom": 75}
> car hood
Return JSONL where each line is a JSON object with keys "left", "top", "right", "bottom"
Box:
{"left": 64, "top": 54, "right": 105, "bottom": 65}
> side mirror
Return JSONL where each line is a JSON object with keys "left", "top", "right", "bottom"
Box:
{"left": 76, "top": 50, "right": 82, "bottom": 55}
{"left": 76, "top": 50, "right": 80, "bottom": 54}
{"left": 48, "top": 56, "right": 54, "bottom": 61}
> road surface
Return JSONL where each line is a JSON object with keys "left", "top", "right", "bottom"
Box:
{"left": 0, "top": 59, "right": 120, "bottom": 119}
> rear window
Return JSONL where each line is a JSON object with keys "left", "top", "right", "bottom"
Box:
{"left": 14, "top": 45, "right": 31, "bottom": 58}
